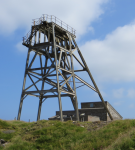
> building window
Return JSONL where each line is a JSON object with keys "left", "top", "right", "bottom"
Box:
{"left": 90, "top": 103, "right": 94, "bottom": 108}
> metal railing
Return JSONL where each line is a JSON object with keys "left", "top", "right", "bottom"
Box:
{"left": 23, "top": 14, "right": 76, "bottom": 46}
{"left": 33, "top": 14, "right": 76, "bottom": 35}
{"left": 23, "top": 30, "right": 31, "bottom": 45}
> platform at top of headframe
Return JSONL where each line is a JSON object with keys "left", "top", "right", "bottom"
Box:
{"left": 22, "top": 14, "right": 76, "bottom": 47}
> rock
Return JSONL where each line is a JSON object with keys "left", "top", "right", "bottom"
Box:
{"left": 0, "top": 139, "right": 6, "bottom": 144}
{"left": 2, "top": 142, "right": 8, "bottom": 147}
{"left": 0, "top": 140, "right": 9, "bottom": 147}
{"left": 2, "top": 130, "right": 15, "bottom": 134}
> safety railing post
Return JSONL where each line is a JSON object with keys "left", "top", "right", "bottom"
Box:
{"left": 43, "top": 14, "right": 45, "bottom": 21}
{"left": 33, "top": 20, "right": 35, "bottom": 26}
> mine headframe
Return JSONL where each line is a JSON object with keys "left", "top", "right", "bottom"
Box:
{"left": 17, "top": 14, "right": 113, "bottom": 121}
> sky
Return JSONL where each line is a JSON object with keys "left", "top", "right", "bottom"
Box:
{"left": 0, "top": 0, "right": 135, "bottom": 122}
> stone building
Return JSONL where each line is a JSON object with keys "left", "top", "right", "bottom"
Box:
{"left": 48, "top": 101, "right": 123, "bottom": 122}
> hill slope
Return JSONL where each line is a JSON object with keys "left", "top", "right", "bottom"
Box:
{"left": 0, "top": 119, "right": 135, "bottom": 150}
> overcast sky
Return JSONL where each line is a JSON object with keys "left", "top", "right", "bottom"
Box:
{"left": 0, "top": 0, "right": 135, "bottom": 121}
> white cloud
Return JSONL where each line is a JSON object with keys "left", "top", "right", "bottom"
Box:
{"left": 0, "top": 0, "right": 109, "bottom": 37}
{"left": 16, "top": 42, "right": 27, "bottom": 52}
{"left": 112, "top": 88, "right": 124, "bottom": 98}
{"left": 127, "top": 88, "right": 135, "bottom": 99}
{"left": 79, "top": 22, "right": 135, "bottom": 82}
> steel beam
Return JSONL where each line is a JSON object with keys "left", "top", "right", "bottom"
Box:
{"left": 37, "top": 57, "right": 48, "bottom": 121}
{"left": 34, "top": 30, "right": 37, "bottom": 44}
{"left": 28, "top": 71, "right": 42, "bottom": 76}
{"left": 72, "top": 53, "right": 85, "bottom": 69}
{"left": 38, "top": 29, "right": 41, "bottom": 43}
{"left": 17, "top": 49, "right": 31, "bottom": 120}
{"left": 44, "top": 29, "right": 46, "bottom": 42}
{"left": 64, "top": 52, "right": 71, "bottom": 70}
{"left": 37, "top": 98, "right": 42, "bottom": 121}
{"left": 75, "top": 74, "right": 97, "bottom": 92}
{"left": 27, "top": 66, "right": 53, "bottom": 71}
{"left": 61, "top": 70, "right": 76, "bottom": 110}
{"left": 28, "top": 74, "right": 39, "bottom": 91}
{"left": 42, "top": 94, "right": 73, "bottom": 98}
{"left": 25, "top": 89, "right": 57, "bottom": 94}
{"left": 58, "top": 70, "right": 73, "bottom": 92}
{"left": 52, "top": 23, "right": 63, "bottom": 121}
{"left": 72, "top": 36, "right": 113, "bottom": 120}
{"left": 69, "top": 34, "right": 79, "bottom": 121}
{"left": 58, "top": 50, "right": 62, "bottom": 67}
{"left": 28, "top": 53, "right": 37, "bottom": 69}
{"left": 61, "top": 57, "right": 70, "bottom": 70}
{"left": 56, "top": 45, "right": 69, "bottom": 53}
{"left": 24, "top": 78, "right": 40, "bottom": 91}
{"left": 39, "top": 55, "right": 43, "bottom": 75}
{"left": 60, "top": 75, "right": 72, "bottom": 89}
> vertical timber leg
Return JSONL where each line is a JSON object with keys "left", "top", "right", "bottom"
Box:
{"left": 60, "top": 54, "right": 76, "bottom": 110}
{"left": 37, "top": 80, "right": 44, "bottom": 121}
{"left": 17, "top": 49, "right": 31, "bottom": 120}
{"left": 37, "top": 56, "right": 47, "bottom": 121}
{"left": 35, "top": 30, "right": 37, "bottom": 44}
{"left": 52, "top": 23, "right": 63, "bottom": 121}
{"left": 44, "top": 29, "right": 46, "bottom": 42}
{"left": 69, "top": 35, "right": 79, "bottom": 121}
{"left": 37, "top": 97, "right": 42, "bottom": 121}
{"left": 38, "top": 29, "right": 41, "bottom": 43}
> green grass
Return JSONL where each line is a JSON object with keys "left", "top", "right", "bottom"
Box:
{"left": 1, "top": 119, "right": 135, "bottom": 150}
{"left": 104, "top": 127, "right": 135, "bottom": 150}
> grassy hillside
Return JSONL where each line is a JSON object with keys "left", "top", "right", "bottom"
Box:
{"left": 0, "top": 119, "right": 135, "bottom": 150}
